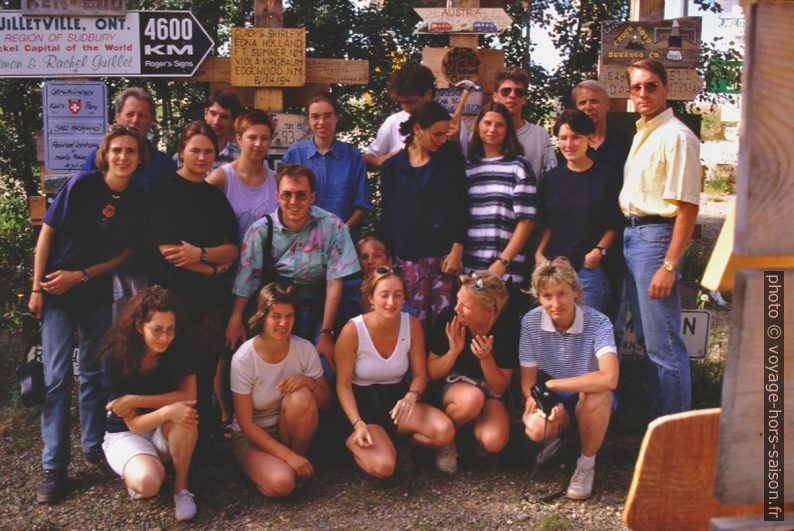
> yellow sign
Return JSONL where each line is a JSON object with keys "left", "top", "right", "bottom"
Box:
{"left": 230, "top": 27, "right": 305, "bottom": 87}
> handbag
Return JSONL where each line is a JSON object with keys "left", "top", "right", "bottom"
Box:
{"left": 242, "top": 214, "right": 276, "bottom": 330}
{"left": 16, "top": 319, "right": 45, "bottom": 407}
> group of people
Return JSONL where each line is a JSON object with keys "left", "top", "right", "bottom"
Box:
{"left": 28, "top": 57, "right": 701, "bottom": 520}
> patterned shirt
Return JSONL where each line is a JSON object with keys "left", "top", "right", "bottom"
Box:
{"left": 233, "top": 205, "right": 360, "bottom": 297}
{"left": 519, "top": 304, "right": 616, "bottom": 379}
{"left": 463, "top": 156, "right": 537, "bottom": 283}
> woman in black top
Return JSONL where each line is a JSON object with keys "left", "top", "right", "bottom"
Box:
{"left": 379, "top": 101, "right": 468, "bottom": 328}
{"left": 101, "top": 286, "right": 198, "bottom": 521}
{"left": 536, "top": 110, "right": 622, "bottom": 314}
{"left": 149, "top": 121, "right": 239, "bottom": 447}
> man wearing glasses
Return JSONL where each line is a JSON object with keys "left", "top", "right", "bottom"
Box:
{"left": 491, "top": 67, "right": 557, "bottom": 180}
{"left": 227, "top": 164, "right": 360, "bottom": 378}
{"left": 621, "top": 59, "right": 700, "bottom": 418}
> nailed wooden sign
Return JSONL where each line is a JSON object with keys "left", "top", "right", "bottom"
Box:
{"left": 422, "top": 47, "right": 504, "bottom": 90}
{"left": 231, "top": 27, "right": 305, "bottom": 87}
{"left": 601, "top": 17, "right": 702, "bottom": 69}
{"left": 304, "top": 58, "right": 368, "bottom": 85}
{"left": 600, "top": 65, "right": 702, "bottom": 101}
{"left": 21, "top": 0, "right": 125, "bottom": 17}
{"left": 268, "top": 113, "right": 310, "bottom": 150}
{"left": 414, "top": 7, "right": 511, "bottom": 34}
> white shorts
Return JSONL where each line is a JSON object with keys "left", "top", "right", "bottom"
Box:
{"left": 102, "top": 426, "right": 171, "bottom": 477}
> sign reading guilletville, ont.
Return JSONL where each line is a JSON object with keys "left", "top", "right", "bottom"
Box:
{"left": 0, "top": 10, "right": 213, "bottom": 77}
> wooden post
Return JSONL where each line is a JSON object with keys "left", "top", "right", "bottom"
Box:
{"left": 253, "top": 0, "right": 285, "bottom": 112}
{"left": 713, "top": 0, "right": 794, "bottom": 521}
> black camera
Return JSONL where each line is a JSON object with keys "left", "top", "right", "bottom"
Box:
{"left": 530, "top": 382, "right": 559, "bottom": 416}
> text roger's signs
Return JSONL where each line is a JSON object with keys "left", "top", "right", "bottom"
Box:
{"left": 0, "top": 10, "right": 213, "bottom": 77}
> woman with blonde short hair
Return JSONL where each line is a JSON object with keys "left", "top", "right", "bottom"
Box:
{"left": 427, "top": 270, "right": 519, "bottom": 474}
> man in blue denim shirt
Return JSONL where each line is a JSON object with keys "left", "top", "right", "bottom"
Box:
{"left": 620, "top": 59, "right": 701, "bottom": 419}
{"left": 282, "top": 93, "right": 372, "bottom": 241}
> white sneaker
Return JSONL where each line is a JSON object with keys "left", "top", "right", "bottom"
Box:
{"left": 174, "top": 489, "right": 197, "bottom": 521}
{"left": 566, "top": 462, "right": 595, "bottom": 500}
{"left": 435, "top": 442, "right": 458, "bottom": 475}
{"left": 127, "top": 487, "right": 143, "bottom": 501}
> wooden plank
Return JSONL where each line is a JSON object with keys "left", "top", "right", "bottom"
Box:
{"left": 630, "top": 0, "right": 664, "bottom": 20}
{"left": 623, "top": 409, "right": 789, "bottom": 530}
{"left": 601, "top": 17, "right": 702, "bottom": 69}
{"left": 28, "top": 195, "right": 45, "bottom": 226}
{"left": 230, "top": 28, "right": 306, "bottom": 87}
{"left": 422, "top": 47, "right": 504, "bottom": 90}
{"left": 193, "top": 56, "right": 230, "bottom": 83}
{"left": 716, "top": 270, "right": 794, "bottom": 504}
{"left": 255, "top": 0, "right": 283, "bottom": 28}
{"left": 734, "top": 3, "right": 794, "bottom": 256}
{"left": 254, "top": 88, "right": 284, "bottom": 112}
{"left": 450, "top": 34, "right": 480, "bottom": 48}
{"left": 304, "top": 59, "right": 369, "bottom": 85}
{"left": 207, "top": 82, "right": 254, "bottom": 107}
{"left": 600, "top": 65, "right": 702, "bottom": 100}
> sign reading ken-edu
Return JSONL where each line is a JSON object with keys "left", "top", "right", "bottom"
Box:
{"left": 231, "top": 27, "right": 306, "bottom": 87}
{"left": 0, "top": 10, "right": 213, "bottom": 77}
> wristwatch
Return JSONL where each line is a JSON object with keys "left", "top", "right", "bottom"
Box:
{"left": 80, "top": 269, "right": 89, "bottom": 283}
{"left": 199, "top": 247, "right": 208, "bottom": 263}
{"left": 662, "top": 261, "right": 676, "bottom": 272}
{"left": 595, "top": 246, "right": 607, "bottom": 256}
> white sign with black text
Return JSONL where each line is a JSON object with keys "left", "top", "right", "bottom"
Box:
{"left": 621, "top": 309, "right": 711, "bottom": 359}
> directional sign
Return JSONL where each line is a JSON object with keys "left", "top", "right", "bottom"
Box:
{"left": 415, "top": 7, "right": 512, "bottom": 34}
{"left": 0, "top": 10, "right": 213, "bottom": 77}
{"left": 621, "top": 309, "right": 711, "bottom": 359}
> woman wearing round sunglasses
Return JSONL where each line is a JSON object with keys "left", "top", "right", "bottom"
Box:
{"left": 464, "top": 102, "right": 536, "bottom": 315}
{"left": 379, "top": 100, "right": 468, "bottom": 328}
{"left": 427, "top": 271, "right": 518, "bottom": 474}
{"left": 100, "top": 286, "right": 198, "bottom": 520}
{"left": 230, "top": 283, "right": 330, "bottom": 497}
{"left": 336, "top": 267, "right": 454, "bottom": 479}
{"left": 535, "top": 110, "right": 622, "bottom": 314}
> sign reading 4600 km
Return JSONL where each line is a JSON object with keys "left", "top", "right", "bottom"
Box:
{"left": 0, "top": 10, "right": 213, "bottom": 77}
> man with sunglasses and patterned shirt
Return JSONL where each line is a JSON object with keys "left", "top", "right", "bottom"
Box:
{"left": 227, "top": 164, "right": 360, "bottom": 378}
{"left": 492, "top": 67, "right": 557, "bottom": 180}
{"left": 621, "top": 59, "right": 700, "bottom": 418}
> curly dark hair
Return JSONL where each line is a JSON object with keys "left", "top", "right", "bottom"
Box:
{"left": 100, "top": 286, "right": 187, "bottom": 379}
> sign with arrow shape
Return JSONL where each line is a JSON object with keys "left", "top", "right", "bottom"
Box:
{"left": 414, "top": 7, "right": 512, "bottom": 34}
{"left": 0, "top": 10, "right": 214, "bottom": 77}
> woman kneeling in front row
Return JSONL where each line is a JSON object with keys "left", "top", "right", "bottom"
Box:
{"left": 519, "top": 258, "right": 619, "bottom": 500}
{"left": 101, "top": 286, "right": 198, "bottom": 521}
{"left": 336, "top": 266, "right": 454, "bottom": 478}
{"left": 230, "top": 283, "right": 331, "bottom": 497}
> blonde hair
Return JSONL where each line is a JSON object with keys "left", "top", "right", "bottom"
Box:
{"left": 360, "top": 267, "right": 405, "bottom": 300}
{"left": 458, "top": 270, "right": 509, "bottom": 315}
{"left": 247, "top": 283, "right": 295, "bottom": 334}
{"left": 357, "top": 236, "right": 390, "bottom": 258}
{"left": 530, "top": 258, "right": 584, "bottom": 305}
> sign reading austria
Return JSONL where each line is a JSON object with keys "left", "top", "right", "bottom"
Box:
{"left": 0, "top": 10, "right": 213, "bottom": 77}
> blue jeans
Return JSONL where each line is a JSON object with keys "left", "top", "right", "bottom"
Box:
{"left": 624, "top": 224, "right": 691, "bottom": 418}
{"left": 577, "top": 266, "right": 610, "bottom": 314}
{"left": 41, "top": 303, "right": 111, "bottom": 471}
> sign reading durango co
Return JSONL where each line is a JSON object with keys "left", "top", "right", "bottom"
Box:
{"left": 0, "top": 10, "right": 213, "bottom": 77}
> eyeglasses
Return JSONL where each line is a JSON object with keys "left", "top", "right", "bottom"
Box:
{"left": 144, "top": 324, "right": 176, "bottom": 338}
{"left": 629, "top": 82, "right": 660, "bottom": 95}
{"left": 498, "top": 87, "right": 527, "bottom": 98}
{"left": 109, "top": 124, "right": 141, "bottom": 134}
{"left": 279, "top": 191, "right": 311, "bottom": 202}
{"left": 309, "top": 112, "right": 336, "bottom": 122}
{"left": 374, "top": 265, "right": 404, "bottom": 276}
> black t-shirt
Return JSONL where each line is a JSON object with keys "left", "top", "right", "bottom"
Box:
{"left": 587, "top": 126, "right": 633, "bottom": 181}
{"left": 429, "top": 305, "right": 519, "bottom": 380}
{"left": 538, "top": 160, "right": 623, "bottom": 271}
{"left": 149, "top": 172, "right": 239, "bottom": 311}
{"left": 102, "top": 347, "right": 197, "bottom": 433}
{"left": 42, "top": 171, "right": 145, "bottom": 311}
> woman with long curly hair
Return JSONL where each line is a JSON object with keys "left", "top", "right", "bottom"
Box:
{"left": 100, "top": 286, "right": 198, "bottom": 521}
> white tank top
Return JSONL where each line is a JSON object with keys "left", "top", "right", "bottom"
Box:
{"left": 352, "top": 312, "right": 411, "bottom": 386}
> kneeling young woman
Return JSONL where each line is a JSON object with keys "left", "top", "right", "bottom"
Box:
{"left": 230, "top": 283, "right": 331, "bottom": 497}
{"left": 101, "top": 286, "right": 199, "bottom": 521}
{"left": 336, "top": 267, "right": 454, "bottom": 479}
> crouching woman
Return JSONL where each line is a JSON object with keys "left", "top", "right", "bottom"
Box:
{"left": 519, "top": 258, "right": 618, "bottom": 501}
{"left": 230, "top": 283, "right": 331, "bottom": 497}
{"left": 101, "top": 286, "right": 199, "bottom": 521}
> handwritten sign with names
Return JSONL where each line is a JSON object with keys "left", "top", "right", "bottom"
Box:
{"left": 600, "top": 65, "right": 703, "bottom": 100}
{"left": 43, "top": 80, "right": 106, "bottom": 172}
{"left": 435, "top": 87, "right": 483, "bottom": 116}
{"left": 231, "top": 28, "right": 306, "bottom": 87}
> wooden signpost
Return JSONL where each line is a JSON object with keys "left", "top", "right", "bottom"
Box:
{"left": 414, "top": 7, "right": 512, "bottom": 34}
{"left": 230, "top": 27, "right": 306, "bottom": 87}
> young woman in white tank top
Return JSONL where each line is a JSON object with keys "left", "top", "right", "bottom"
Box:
{"left": 335, "top": 267, "right": 454, "bottom": 479}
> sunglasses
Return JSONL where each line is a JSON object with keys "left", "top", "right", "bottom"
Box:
{"left": 629, "top": 82, "right": 661, "bottom": 95}
{"left": 469, "top": 272, "right": 485, "bottom": 290}
{"left": 374, "top": 265, "right": 404, "bottom": 276}
{"left": 279, "top": 191, "right": 311, "bottom": 202}
{"left": 498, "top": 87, "right": 527, "bottom": 98}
